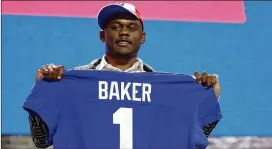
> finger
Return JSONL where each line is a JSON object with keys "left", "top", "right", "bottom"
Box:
{"left": 53, "top": 67, "right": 60, "bottom": 79}
{"left": 52, "top": 64, "right": 58, "bottom": 69}
{"left": 57, "top": 65, "right": 64, "bottom": 79}
{"left": 46, "top": 65, "right": 54, "bottom": 77}
{"left": 194, "top": 72, "right": 201, "bottom": 83}
{"left": 47, "top": 65, "right": 54, "bottom": 72}
{"left": 213, "top": 74, "right": 219, "bottom": 79}
{"left": 207, "top": 76, "right": 212, "bottom": 87}
{"left": 52, "top": 64, "right": 59, "bottom": 77}
{"left": 40, "top": 67, "right": 49, "bottom": 76}
{"left": 211, "top": 75, "right": 218, "bottom": 85}
{"left": 201, "top": 72, "right": 208, "bottom": 84}
{"left": 51, "top": 64, "right": 63, "bottom": 79}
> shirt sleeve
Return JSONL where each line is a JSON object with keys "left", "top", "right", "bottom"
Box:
{"left": 197, "top": 88, "right": 222, "bottom": 127}
{"left": 202, "top": 121, "right": 219, "bottom": 137}
{"left": 28, "top": 112, "right": 51, "bottom": 148}
{"left": 23, "top": 80, "right": 60, "bottom": 145}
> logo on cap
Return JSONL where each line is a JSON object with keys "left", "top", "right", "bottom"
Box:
{"left": 117, "top": 2, "right": 124, "bottom": 6}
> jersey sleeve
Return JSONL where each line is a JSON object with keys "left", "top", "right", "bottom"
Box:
{"left": 197, "top": 88, "right": 222, "bottom": 127}
{"left": 23, "top": 80, "right": 59, "bottom": 145}
{"left": 191, "top": 88, "right": 222, "bottom": 148}
{"left": 191, "top": 120, "right": 209, "bottom": 149}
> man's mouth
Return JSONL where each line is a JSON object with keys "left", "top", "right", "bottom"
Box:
{"left": 117, "top": 41, "right": 130, "bottom": 47}
{"left": 116, "top": 39, "right": 131, "bottom": 47}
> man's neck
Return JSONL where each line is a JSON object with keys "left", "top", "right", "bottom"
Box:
{"left": 104, "top": 54, "right": 138, "bottom": 71}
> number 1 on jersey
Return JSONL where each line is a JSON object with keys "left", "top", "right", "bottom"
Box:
{"left": 113, "top": 108, "right": 133, "bottom": 149}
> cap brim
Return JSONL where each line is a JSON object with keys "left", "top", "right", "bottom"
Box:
{"left": 97, "top": 4, "right": 139, "bottom": 30}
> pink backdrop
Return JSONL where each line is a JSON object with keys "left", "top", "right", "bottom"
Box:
{"left": 2, "top": 1, "right": 246, "bottom": 23}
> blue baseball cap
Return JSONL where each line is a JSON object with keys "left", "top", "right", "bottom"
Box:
{"left": 97, "top": 2, "right": 144, "bottom": 30}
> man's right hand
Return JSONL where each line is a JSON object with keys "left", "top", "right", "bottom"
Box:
{"left": 36, "top": 64, "right": 64, "bottom": 81}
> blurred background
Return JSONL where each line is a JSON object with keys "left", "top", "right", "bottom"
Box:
{"left": 2, "top": 1, "right": 272, "bottom": 149}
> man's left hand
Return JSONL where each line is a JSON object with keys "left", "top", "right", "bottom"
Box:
{"left": 194, "top": 72, "right": 220, "bottom": 100}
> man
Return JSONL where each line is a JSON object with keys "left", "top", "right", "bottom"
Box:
{"left": 28, "top": 2, "right": 220, "bottom": 148}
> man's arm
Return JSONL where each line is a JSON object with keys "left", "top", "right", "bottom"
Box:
{"left": 28, "top": 112, "right": 51, "bottom": 148}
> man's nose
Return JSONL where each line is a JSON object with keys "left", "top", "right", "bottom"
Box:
{"left": 119, "top": 28, "right": 130, "bottom": 37}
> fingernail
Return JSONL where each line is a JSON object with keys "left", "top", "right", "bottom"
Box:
{"left": 57, "top": 76, "right": 61, "bottom": 79}
{"left": 213, "top": 74, "right": 219, "bottom": 78}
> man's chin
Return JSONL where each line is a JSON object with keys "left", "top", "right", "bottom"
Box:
{"left": 107, "top": 47, "right": 138, "bottom": 57}
{"left": 114, "top": 51, "right": 136, "bottom": 58}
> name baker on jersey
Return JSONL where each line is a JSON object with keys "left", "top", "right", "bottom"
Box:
{"left": 98, "top": 81, "right": 152, "bottom": 102}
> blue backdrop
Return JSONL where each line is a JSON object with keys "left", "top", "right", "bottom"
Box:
{"left": 2, "top": 2, "right": 272, "bottom": 136}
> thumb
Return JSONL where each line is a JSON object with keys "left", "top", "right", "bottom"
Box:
{"left": 36, "top": 71, "right": 43, "bottom": 82}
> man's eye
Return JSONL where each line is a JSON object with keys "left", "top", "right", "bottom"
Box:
{"left": 111, "top": 26, "right": 120, "bottom": 30}
{"left": 130, "top": 26, "right": 137, "bottom": 31}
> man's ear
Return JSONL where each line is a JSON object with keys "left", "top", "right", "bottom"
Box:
{"left": 100, "top": 30, "right": 105, "bottom": 42}
{"left": 141, "top": 32, "right": 146, "bottom": 44}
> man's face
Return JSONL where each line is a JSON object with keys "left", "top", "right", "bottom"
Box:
{"left": 100, "top": 13, "right": 145, "bottom": 57}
